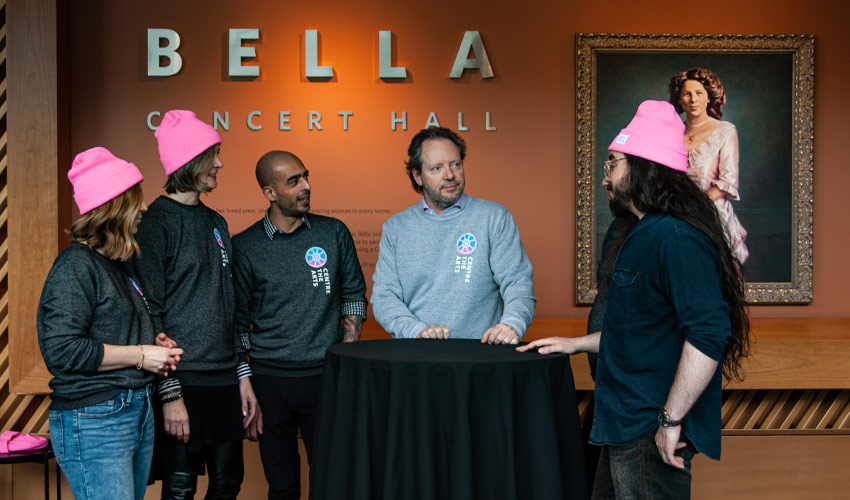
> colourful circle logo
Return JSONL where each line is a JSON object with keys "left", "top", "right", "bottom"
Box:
{"left": 305, "top": 247, "right": 327, "bottom": 268}
{"left": 213, "top": 228, "right": 225, "bottom": 248}
{"left": 457, "top": 233, "right": 477, "bottom": 254}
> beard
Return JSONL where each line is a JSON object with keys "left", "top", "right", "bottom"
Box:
{"left": 275, "top": 189, "right": 310, "bottom": 217}
{"left": 423, "top": 181, "right": 464, "bottom": 210}
{"left": 607, "top": 183, "right": 632, "bottom": 217}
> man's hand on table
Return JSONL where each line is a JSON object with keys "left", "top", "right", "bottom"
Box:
{"left": 517, "top": 332, "right": 601, "bottom": 355}
{"left": 417, "top": 325, "right": 451, "bottom": 339}
{"left": 482, "top": 323, "right": 519, "bottom": 345}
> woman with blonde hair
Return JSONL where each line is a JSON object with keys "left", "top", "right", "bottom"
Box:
{"left": 669, "top": 67, "right": 749, "bottom": 264}
{"left": 38, "top": 147, "right": 183, "bottom": 500}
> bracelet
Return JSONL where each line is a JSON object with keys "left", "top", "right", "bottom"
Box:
{"left": 160, "top": 391, "right": 183, "bottom": 404}
{"left": 136, "top": 345, "right": 144, "bottom": 370}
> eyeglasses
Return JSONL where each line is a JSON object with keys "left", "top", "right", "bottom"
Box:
{"left": 602, "top": 157, "right": 628, "bottom": 177}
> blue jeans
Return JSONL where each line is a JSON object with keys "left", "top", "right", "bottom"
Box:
{"left": 49, "top": 385, "right": 154, "bottom": 500}
{"left": 591, "top": 432, "right": 694, "bottom": 500}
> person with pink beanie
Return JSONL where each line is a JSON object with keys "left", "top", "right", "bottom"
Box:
{"left": 135, "top": 111, "right": 258, "bottom": 499}
{"left": 520, "top": 101, "right": 750, "bottom": 498}
{"left": 37, "top": 147, "right": 183, "bottom": 500}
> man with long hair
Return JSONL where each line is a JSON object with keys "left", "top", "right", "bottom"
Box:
{"left": 521, "top": 101, "right": 749, "bottom": 498}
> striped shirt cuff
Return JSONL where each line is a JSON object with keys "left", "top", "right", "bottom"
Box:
{"left": 237, "top": 361, "right": 252, "bottom": 380}
{"left": 342, "top": 301, "right": 367, "bottom": 319}
{"left": 157, "top": 377, "right": 182, "bottom": 397}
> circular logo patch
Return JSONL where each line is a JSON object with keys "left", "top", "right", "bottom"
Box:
{"left": 305, "top": 247, "right": 327, "bottom": 268}
{"left": 213, "top": 228, "right": 225, "bottom": 248}
{"left": 457, "top": 233, "right": 477, "bottom": 254}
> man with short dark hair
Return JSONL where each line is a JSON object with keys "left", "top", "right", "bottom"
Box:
{"left": 232, "top": 150, "right": 367, "bottom": 500}
{"left": 372, "top": 127, "right": 535, "bottom": 344}
{"left": 521, "top": 101, "right": 750, "bottom": 498}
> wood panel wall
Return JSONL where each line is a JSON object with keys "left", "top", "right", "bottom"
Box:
{"left": 1, "top": 0, "right": 64, "bottom": 434}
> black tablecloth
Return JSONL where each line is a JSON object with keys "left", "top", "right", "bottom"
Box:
{"left": 309, "top": 339, "right": 587, "bottom": 500}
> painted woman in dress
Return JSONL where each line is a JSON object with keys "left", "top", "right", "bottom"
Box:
{"left": 669, "top": 67, "right": 749, "bottom": 264}
{"left": 38, "top": 147, "right": 183, "bottom": 500}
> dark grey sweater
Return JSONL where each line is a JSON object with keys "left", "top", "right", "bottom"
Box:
{"left": 135, "top": 196, "right": 238, "bottom": 386}
{"left": 37, "top": 243, "right": 155, "bottom": 410}
{"left": 232, "top": 214, "right": 367, "bottom": 377}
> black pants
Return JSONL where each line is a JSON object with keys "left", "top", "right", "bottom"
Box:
{"left": 155, "top": 385, "right": 245, "bottom": 500}
{"left": 582, "top": 394, "right": 601, "bottom": 499}
{"left": 159, "top": 438, "right": 244, "bottom": 500}
{"left": 252, "top": 373, "right": 321, "bottom": 500}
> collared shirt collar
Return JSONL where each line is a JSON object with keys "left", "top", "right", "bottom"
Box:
{"left": 263, "top": 211, "right": 311, "bottom": 240}
{"left": 420, "top": 192, "right": 468, "bottom": 216}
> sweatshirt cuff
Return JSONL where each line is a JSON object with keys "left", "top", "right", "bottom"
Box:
{"left": 499, "top": 317, "right": 528, "bottom": 339}
{"left": 401, "top": 321, "right": 430, "bottom": 339}
{"left": 342, "top": 301, "right": 367, "bottom": 319}
{"left": 89, "top": 343, "right": 106, "bottom": 372}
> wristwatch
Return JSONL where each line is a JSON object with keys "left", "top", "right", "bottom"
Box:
{"left": 657, "top": 409, "right": 682, "bottom": 428}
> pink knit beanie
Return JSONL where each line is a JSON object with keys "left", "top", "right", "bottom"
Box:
{"left": 68, "top": 147, "right": 144, "bottom": 214}
{"left": 608, "top": 100, "right": 687, "bottom": 172}
{"left": 154, "top": 110, "right": 221, "bottom": 175}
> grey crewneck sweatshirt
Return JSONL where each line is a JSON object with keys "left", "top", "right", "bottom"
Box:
{"left": 134, "top": 195, "right": 238, "bottom": 386}
{"left": 372, "top": 196, "right": 536, "bottom": 339}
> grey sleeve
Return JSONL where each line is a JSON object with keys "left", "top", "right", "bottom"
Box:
{"left": 371, "top": 222, "right": 428, "bottom": 338}
{"left": 134, "top": 218, "right": 169, "bottom": 333}
{"left": 231, "top": 238, "right": 254, "bottom": 361}
{"left": 37, "top": 257, "right": 105, "bottom": 374}
{"left": 490, "top": 210, "right": 536, "bottom": 337}
{"left": 337, "top": 222, "right": 368, "bottom": 319}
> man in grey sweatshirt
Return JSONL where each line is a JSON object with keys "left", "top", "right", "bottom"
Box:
{"left": 372, "top": 127, "right": 535, "bottom": 344}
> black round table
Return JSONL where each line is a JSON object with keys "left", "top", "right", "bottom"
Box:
{"left": 309, "top": 339, "right": 587, "bottom": 500}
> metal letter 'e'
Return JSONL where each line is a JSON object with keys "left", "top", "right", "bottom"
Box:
{"left": 229, "top": 29, "right": 260, "bottom": 77}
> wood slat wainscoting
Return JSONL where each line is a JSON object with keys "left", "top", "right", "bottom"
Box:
{"left": 363, "top": 317, "right": 850, "bottom": 435}
{"left": 0, "top": 0, "right": 53, "bottom": 438}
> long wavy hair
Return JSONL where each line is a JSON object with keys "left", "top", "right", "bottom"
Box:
{"left": 668, "top": 67, "right": 727, "bottom": 120}
{"left": 69, "top": 183, "right": 144, "bottom": 261}
{"left": 624, "top": 154, "right": 750, "bottom": 382}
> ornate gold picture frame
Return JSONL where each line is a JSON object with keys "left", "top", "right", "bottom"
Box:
{"left": 575, "top": 33, "right": 814, "bottom": 304}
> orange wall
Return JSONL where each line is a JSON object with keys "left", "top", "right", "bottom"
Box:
{"left": 67, "top": 0, "right": 850, "bottom": 319}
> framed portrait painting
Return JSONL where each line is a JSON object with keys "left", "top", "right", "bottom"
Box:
{"left": 575, "top": 33, "right": 814, "bottom": 304}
